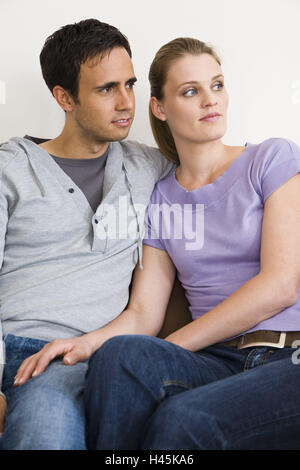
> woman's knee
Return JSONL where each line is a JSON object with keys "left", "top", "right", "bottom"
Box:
{"left": 141, "top": 395, "right": 222, "bottom": 450}
{"left": 88, "top": 335, "right": 165, "bottom": 372}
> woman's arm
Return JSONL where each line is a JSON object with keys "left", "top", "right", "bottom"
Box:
{"left": 165, "top": 173, "right": 300, "bottom": 351}
{"left": 85, "top": 244, "right": 176, "bottom": 348}
{"left": 14, "top": 245, "right": 176, "bottom": 385}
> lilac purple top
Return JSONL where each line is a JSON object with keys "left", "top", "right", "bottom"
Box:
{"left": 143, "top": 138, "right": 300, "bottom": 335}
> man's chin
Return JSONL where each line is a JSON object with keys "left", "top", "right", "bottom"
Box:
{"left": 91, "top": 126, "right": 132, "bottom": 145}
{"left": 108, "top": 128, "right": 132, "bottom": 142}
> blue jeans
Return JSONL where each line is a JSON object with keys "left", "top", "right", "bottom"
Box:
{"left": 0, "top": 334, "right": 88, "bottom": 450}
{"left": 84, "top": 334, "right": 300, "bottom": 450}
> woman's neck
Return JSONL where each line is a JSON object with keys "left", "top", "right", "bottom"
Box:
{"left": 175, "top": 139, "right": 245, "bottom": 189}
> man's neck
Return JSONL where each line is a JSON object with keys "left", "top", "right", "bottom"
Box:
{"left": 39, "top": 127, "right": 110, "bottom": 160}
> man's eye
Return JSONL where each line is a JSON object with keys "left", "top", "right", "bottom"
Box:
{"left": 183, "top": 88, "right": 197, "bottom": 97}
{"left": 101, "top": 87, "right": 112, "bottom": 93}
{"left": 126, "top": 80, "right": 136, "bottom": 89}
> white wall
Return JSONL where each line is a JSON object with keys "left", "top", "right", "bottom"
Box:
{"left": 0, "top": 0, "right": 299, "bottom": 147}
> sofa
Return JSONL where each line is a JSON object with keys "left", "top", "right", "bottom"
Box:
{"left": 158, "top": 276, "right": 192, "bottom": 338}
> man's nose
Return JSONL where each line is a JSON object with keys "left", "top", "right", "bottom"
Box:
{"left": 116, "top": 88, "right": 135, "bottom": 111}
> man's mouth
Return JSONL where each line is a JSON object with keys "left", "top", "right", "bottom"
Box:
{"left": 112, "top": 118, "right": 132, "bottom": 127}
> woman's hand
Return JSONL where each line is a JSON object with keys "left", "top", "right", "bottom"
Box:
{"left": 14, "top": 336, "right": 94, "bottom": 386}
{"left": 0, "top": 393, "right": 7, "bottom": 434}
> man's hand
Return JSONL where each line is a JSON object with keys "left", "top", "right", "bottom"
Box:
{"left": 14, "top": 336, "right": 94, "bottom": 386}
{"left": 0, "top": 393, "right": 7, "bottom": 434}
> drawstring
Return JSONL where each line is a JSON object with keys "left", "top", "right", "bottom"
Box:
{"left": 123, "top": 164, "right": 143, "bottom": 270}
{"left": 18, "top": 142, "right": 46, "bottom": 197}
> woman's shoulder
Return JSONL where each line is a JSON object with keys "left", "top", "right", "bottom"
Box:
{"left": 248, "top": 137, "right": 300, "bottom": 203}
{"left": 248, "top": 137, "right": 300, "bottom": 160}
{"left": 247, "top": 137, "right": 300, "bottom": 173}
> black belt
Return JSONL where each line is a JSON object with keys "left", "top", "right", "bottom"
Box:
{"left": 218, "top": 330, "right": 300, "bottom": 349}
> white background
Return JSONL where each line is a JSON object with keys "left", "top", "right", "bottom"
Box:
{"left": 0, "top": 0, "right": 299, "bottom": 147}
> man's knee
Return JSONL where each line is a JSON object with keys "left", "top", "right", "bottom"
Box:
{"left": 2, "top": 361, "right": 87, "bottom": 449}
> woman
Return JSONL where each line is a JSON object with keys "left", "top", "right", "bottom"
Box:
{"left": 83, "top": 37, "right": 300, "bottom": 450}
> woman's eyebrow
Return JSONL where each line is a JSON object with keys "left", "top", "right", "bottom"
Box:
{"left": 177, "top": 74, "right": 224, "bottom": 89}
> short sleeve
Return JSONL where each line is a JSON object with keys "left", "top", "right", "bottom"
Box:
{"left": 254, "top": 138, "right": 300, "bottom": 204}
{"left": 142, "top": 194, "right": 166, "bottom": 252}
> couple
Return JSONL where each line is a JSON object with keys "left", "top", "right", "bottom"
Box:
{"left": 1, "top": 18, "right": 300, "bottom": 450}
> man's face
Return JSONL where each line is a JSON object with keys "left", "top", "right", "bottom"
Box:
{"left": 72, "top": 47, "right": 136, "bottom": 145}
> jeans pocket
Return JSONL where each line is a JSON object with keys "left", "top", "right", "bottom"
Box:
{"left": 4, "top": 334, "right": 48, "bottom": 362}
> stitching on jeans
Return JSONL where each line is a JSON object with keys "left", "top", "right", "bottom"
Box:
{"left": 162, "top": 379, "right": 192, "bottom": 390}
{"left": 159, "top": 381, "right": 192, "bottom": 402}
{"left": 261, "top": 349, "right": 274, "bottom": 366}
{"left": 244, "top": 349, "right": 257, "bottom": 371}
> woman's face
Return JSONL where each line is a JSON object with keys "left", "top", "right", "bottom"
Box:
{"left": 153, "top": 53, "right": 229, "bottom": 146}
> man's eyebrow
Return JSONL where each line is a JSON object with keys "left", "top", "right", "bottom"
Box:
{"left": 94, "top": 77, "right": 137, "bottom": 90}
{"left": 177, "top": 74, "right": 224, "bottom": 88}
{"left": 127, "top": 77, "right": 138, "bottom": 83}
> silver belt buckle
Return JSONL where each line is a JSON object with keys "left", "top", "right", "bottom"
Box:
{"left": 238, "top": 332, "right": 286, "bottom": 349}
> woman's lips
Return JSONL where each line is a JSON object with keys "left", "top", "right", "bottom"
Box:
{"left": 200, "top": 113, "right": 221, "bottom": 122}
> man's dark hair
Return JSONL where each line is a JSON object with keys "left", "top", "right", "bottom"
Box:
{"left": 40, "top": 18, "right": 132, "bottom": 101}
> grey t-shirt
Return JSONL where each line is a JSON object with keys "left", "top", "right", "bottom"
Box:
{"left": 51, "top": 151, "right": 109, "bottom": 213}
{"left": 24, "top": 136, "right": 109, "bottom": 213}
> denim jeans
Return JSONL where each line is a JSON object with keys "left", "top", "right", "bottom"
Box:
{"left": 0, "top": 334, "right": 88, "bottom": 450}
{"left": 84, "top": 334, "right": 300, "bottom": 450}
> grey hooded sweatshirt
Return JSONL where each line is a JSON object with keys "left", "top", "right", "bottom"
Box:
{"left": 0, "top": 137, "right": 175, "bottom": 359}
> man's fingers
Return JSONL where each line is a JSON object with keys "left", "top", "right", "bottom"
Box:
{"left": 14, "top": 338, "right": 92, "bottom": 385}
{"left": 63, "top": 345, "right": 87, "bottom": 366}
{"left": 14, "top": 341, "right": 69, "bottom": 385}
{"left": 63, "top": 353, "right": 77, "bottom": 365}
{"left": 14, "top": 354, "right": 40, "bottom": 385}
{"left": 31, "top": 343, "right": 67, "bottom": 375}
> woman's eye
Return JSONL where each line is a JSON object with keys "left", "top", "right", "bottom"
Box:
{"left": 183, "top": 88, "right": 197, "bottom": 97}
{"left": 213, "top": 82, "right": 224, "bottom": 91}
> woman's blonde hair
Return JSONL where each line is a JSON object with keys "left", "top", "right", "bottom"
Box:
{"left": 148, "top": 37, "right": 221, "bottom": 164}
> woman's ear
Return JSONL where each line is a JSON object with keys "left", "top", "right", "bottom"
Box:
{"left": 150, "top": 96, "right": 167, "bottom": 121}
{"left": 52, "top": 85, "right": 75, "bottom": 113}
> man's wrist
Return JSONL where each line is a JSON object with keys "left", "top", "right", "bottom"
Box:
{"left": 0, "top": 391, "right": 6, "bottom": 402}
{"left": 83, "top": 330, "right": 105, "bottom": 355}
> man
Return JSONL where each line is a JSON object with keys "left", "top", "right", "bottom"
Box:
{"left": 0, "top": 18, "right": 174, "bottom": 449}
